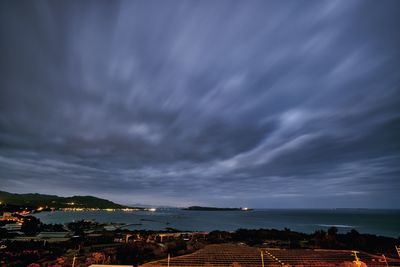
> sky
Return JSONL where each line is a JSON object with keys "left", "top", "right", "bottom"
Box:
{"left": 0, "top": 1, "right": 399, "bottom": 208}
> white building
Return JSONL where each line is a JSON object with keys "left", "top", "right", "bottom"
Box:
{"left": 2, "top": 223, "right": 22, "bottom": 231}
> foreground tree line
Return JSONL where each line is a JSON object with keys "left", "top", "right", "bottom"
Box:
{"left": 218, "top": 228, "right": 399, "bottom": 256}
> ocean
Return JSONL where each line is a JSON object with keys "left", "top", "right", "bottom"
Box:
{"left": 34, "top": 208, "right": 400, "bottom": 238}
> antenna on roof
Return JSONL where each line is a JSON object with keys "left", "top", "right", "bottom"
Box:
{"left": 352, "top": 251, "right": 362, "bottom": 267}
{"left": 260, "top": 250, "right": 264, "bottom": 267}
{"left": 381, "top": 254, "right": 389, "bottom": 267}
{"left": 396, "top": 245, "right": 400, "bottom": 258}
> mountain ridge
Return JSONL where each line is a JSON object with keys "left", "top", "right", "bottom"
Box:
{"left": 0, "top": 190, "right": 135, "bottom": 209}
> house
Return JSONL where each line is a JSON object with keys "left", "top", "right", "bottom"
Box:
{"left": 2, "top": 223, "right": 22, "bottom": 231}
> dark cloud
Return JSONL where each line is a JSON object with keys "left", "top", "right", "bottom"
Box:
{"left": 1, "top": 0, "right": 399, "bottom": 207}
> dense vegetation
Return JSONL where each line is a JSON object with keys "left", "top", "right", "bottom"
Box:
{"left": 219, "top": 228, "right": 400, "bottom": 257}
{"left": 0, "top": 190, "right": 128, "bottom": 209}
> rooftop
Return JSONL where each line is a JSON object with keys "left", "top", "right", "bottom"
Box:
{"left": 143, "top": 244, "right": 400, "bottom": 267}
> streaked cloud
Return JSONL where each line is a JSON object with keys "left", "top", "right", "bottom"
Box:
{"left": 0, "top": 0, "right": 399, "bottom": 208}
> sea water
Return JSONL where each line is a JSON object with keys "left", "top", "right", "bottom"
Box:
{"left": 34, "top": 208, "right": 400, "bottom": 237}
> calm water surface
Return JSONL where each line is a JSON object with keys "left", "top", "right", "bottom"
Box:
{"left": 34, "top": 209, "right": 400, "bottom": 237}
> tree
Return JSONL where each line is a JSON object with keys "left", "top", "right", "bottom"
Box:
{"left": 328, "top": 226, "right": 338, "bottom": 236}
{"left": 21, "top": 216, "right": 42, "bottom": 235}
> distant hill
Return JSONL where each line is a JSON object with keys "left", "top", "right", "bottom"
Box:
{"left": 0, "top": 190, "right": 131, "bottom": 209}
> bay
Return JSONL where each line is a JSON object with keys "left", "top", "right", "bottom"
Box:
{"left": 34, "top": 208, "right": 400, "bottom": 237}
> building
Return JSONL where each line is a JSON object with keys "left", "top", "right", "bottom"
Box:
{"left": 2, "top": 223, "right": 22, "bottom": 231}
{"left": 37, "top": 231, "right": 70, "bottom": 239}
{"left": 1, "top": 212, "right": 13, "bottom": 220}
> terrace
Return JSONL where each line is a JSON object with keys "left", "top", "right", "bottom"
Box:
{"left": 144, "top": 244, "right": 400, "bottom": 267}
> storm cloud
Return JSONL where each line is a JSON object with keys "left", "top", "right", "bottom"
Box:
{"left": 1, "top": 0, "right": 399, "bottom": 208}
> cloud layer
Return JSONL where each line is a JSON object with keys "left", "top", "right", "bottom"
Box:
{"left": 1, "top": 0, "right": 399, "bottom": 207}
